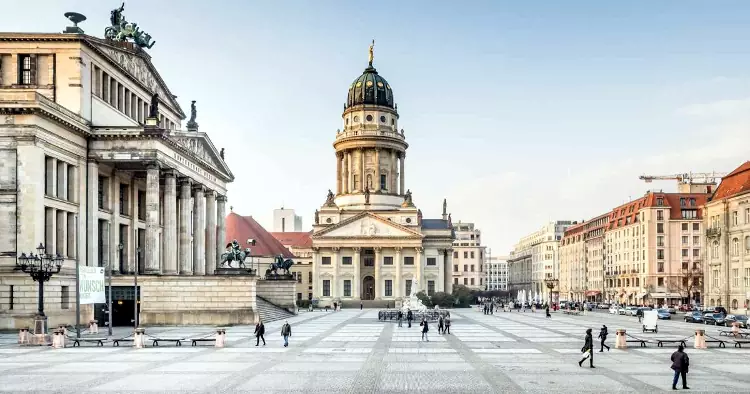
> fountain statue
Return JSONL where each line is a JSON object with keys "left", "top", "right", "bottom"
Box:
{"left": 400, "top": 277, "right": 428, "bottom": 313}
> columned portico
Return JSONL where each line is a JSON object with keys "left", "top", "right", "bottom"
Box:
{"left": 144, "top": 163, "right": 160, "bottom": 274}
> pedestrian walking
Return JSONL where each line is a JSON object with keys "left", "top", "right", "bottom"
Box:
{"left": 670, "top": 345, "right": 690, "bottom": 390}
{"left": 281, "top": 320, "right": 292, "bottom": 347}
{"left": 438, "top": 315, "right": 444, "bottom": 334}
{"left": 420, "top": 318, "right": 430, "bottom": 341}
{"left": 360, "top": 302, "right": 363, "bottom": 310}
{"left": 397, "top": 310, "right": 403, "bottom": 327}
{"left": 254, "top": 320, "right": 266, "bottom": 346}
{"left": 545, "top": 305, "right": 551, "bottom": 318}
{"left": 444, "top": 315, "right": 451, "bottom": 334}
{"left": 578, "top": 328, "right": 595, "bottom": 368}
{"left": 598, "top": 325, "right": 610, "bottom": 352}
{"left": 407, "top": 310, "right": 413, "bottom": 328}
{"left": 637, "top": 307, "right": 643, "bottom": 323}
{"left": 333, "top": 302, "right": 338, "bottom": 312}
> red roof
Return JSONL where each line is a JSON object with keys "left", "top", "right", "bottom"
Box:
{"left": 225, "top": 213, "right": 294, "bottom": 258}
{"left": 608, "top": 196, "right": 647, "bottom": 230}
{"left": 642, "top": 192, "right": 707, "bottom": 220}
{"left": 712, "top": 161, "right": 750, "bottom": 201}
{"left": 269, "top": 231, "right": 313, "bottom": 248}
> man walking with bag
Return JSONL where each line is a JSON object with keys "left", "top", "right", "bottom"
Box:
{"left": 670, "top": 345, "right": 690, "bottom": 390}
{"left": 578, "top": 328, "right": 595, "bottom": 368}
{"left": 281, "top": 320, "right": 292, "bottom": 347}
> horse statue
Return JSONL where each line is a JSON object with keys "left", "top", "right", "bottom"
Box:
{"left": 219, "top": 240, "right": 250, "bottom": 268}
{"left": 267, "top": 254, "right": 294, "bottom": 276}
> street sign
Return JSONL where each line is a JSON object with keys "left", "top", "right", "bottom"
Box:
{"left": 79, "top": 266, "right": 105, "bottom": 304}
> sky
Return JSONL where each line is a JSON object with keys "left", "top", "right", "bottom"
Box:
{"left": 5, "top": 1, "right": 750, "bottom": 254}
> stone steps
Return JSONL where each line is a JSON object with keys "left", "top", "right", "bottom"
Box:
{"left": 256, "top": 296, "right": 295, "bottom": 324}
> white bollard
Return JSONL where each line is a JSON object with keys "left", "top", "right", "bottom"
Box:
{"left": 615, "top": 329, "right": 627, "bottom": 349}
{"left": 52, "top": 329, "right": 64, "bottom": 349}
{"left": 18, "top": 328, "right": 29, "bottom": 344}
{"left": 215, "top": 329, "right": 226, "bottom": 348}
{"left": 89, "top": 320, "right": 99, "bottom": 334}
{"left": 134, "top": 328, "right": 146, "bottom": 349}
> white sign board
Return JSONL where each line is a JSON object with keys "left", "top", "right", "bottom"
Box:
{"left": 79, "top": 266, "right": 106, "bottom": 304}
{"left": 643, "top": 310, "right": 658, "bottom": 330}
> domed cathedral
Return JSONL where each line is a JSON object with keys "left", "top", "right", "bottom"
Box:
{"left": 311, "top": 42, "right": 454, "bottom": 308}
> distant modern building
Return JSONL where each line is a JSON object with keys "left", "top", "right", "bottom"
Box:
{"left": 273, "top": 208, "right": 303, "bottom": 232}
{"left": 703, "top": 161, "right": 750, "bottom": 313}
{"left": 271, "top": 231, "right": 314, "bottom": 302}
{"left": 451, "top": 221, "right": 486, "bottom": 289}
{"left": 486, "top": 255, "right": 508, "bottom": 291}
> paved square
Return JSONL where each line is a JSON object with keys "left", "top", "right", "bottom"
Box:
{"left": 2, "top": 308, "right": 750, "bottom": 392}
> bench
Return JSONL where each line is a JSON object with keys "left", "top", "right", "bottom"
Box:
{"left": 71, "top": 337, "right": 106, "bottom": 347}
{"left": 734, "top": 340, "right": 750, "bottom": 348}
{"left": 149, "top": 338, "right": 183, "bottom": 346}
{"left": 190, "top": 338, "right": 216, "bottom": 347}
{"left": 719, "top": 330, "right": 750, "bottom": 338}
{"left": 705, "top": 339, "right": 727, "bottom": 348}
{"left": 656, "top": 339, "right": 686, "bottom": 348}
{"left": 562, "top": 310, "right": 581, "bottom": 315}
{"left": 112, "top": 338, "right": 134, "bottom": 347}
{"left": 626, "top": 339, "right": 647, "bottom": 347}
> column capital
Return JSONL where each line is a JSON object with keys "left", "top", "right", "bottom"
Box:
{"left": 331, "top": 247, "right": 341, "bottom": 252}
{"left": 204, "top": 188, "right": 216, "bottom": 197}
{"left": 163, "top": 169, "right": 178, "bottom": 178}
{"left": 178, "top": 177, "right": 192, "bottom": 186}
{"left": 312, "top": 247, "right": 320, "bottom": 252}
{"left": 216, "top": 194, "right": 227, "bottom": 202}
{"left": 394, "top": 246, "right": 402, "bottom": 252}
{"left": 192, "top": 183, "right": 205, "bottom": 193}
{"left": 87, "top": 158, "right": 98, "bottom": 165}
{"left": 146, "top": 162, "right": 160, "bottom": 171}
{"left": 353, "top": 247, "right": 362, "bottom": 253}
{"left": 373, "top": 246, "right": 382, "bottom": 253}
{"left": 415, "top": 247, "right": 424, "bottom": 254}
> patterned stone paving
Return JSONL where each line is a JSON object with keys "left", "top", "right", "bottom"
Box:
{"left": 1, "top": 308, "right": 750, "bottom": 392}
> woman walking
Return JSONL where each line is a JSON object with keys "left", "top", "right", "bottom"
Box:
{"left": 578, "top": 328, "right": 595, "bottom": 368}
{"left": 437, "top": 315, "right": 445, "bottom": 334}
{"left": 254, "top": 319, "right": 266, "bottom": 346}
{"left": 420, "top": 318, "right": 430, "bottom": 341}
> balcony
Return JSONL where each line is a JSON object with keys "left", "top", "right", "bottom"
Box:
{"left": 706, "top": 228, "right": 721, "bottom": 238}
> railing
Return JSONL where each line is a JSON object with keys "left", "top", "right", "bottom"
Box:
{"left": 706, "top": 228, "right": 721, "bottom": 238}
{"left": 335, "top": 128, "right": 405, "bottom": 141}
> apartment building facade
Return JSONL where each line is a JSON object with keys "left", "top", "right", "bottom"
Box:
{"left": 451, "top": 222, "right": 486, "bottom": 289}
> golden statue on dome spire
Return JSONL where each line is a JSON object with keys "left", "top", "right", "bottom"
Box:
{"left": 368, "top": 39, "right": 375, "bottom": 66}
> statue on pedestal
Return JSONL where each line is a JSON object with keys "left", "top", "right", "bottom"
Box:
{"left": 364, "top": 187, "right": 370, "bottom": 205}
{"left": 325, "top": 189, "right": 336, "bottom": 206}
{"left": 148, "top": 93, "right": 159, "bottom": 118}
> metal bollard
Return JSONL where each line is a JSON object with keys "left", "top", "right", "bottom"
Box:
{"left": 215, "top": 329, "right": 226, "bottom": 348}
{"left": 615, "top": 329, "right": 627, "bottom": 349}
{"left": 694, "top": 329, "right": 706, "bottom": 349}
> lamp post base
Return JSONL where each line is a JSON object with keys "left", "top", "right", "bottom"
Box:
{"left": 33, "top": 314, "right": 49, "bottom": 345}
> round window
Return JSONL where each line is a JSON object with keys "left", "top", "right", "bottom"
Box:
{"left": 366, "top": 115, "right": 373, "bottom": 122}
{"left": 380, "top": 116, "right": 386, "bottom": 123}
{"left": 366, "top": 81, "right": 373, "bottom": 87}
{"left": 377, "top": 81, "right": 384, "bottom": 88}
{"left": 326, "top": 218, "right": 332, "bottom": 224}
{"left": 406, "top": 218, "right": 412, "bottom": 223}
{"left": 356, "top": 81, "right": 362, "bottom": 87}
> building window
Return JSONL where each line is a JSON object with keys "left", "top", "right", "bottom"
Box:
{"left": 463, "top": 278, "right": 468, "bottom": 285}
{"left": 463, "top": 264, "right": 468, "bottom": 272}
{"left": 732, "top": 238, "right": 739, "bottom": 256}
{"left": 322, "top": 280, "right": 330, "bottom": 296}
{"left": 745, "top": 268, "right": 750, "bottom": 287}
{"left": 657, "top": 277, "right": 664, "bottom": 287}
{"left": 384, "top": 256, "right": 393, "bottom": 265}
{"left": 692, "top": 236, "right": 699, "bottom": 245}
{"left": 403, "top": 256, "right": 414, "bottom": 265}
{"left": 470, "top": 265, "right": 475, "bottom": 272}
{"left": 713, "top": 270, "right": 720, "bottom": 288}
{"left": 344, "top": 280, "right": 351, "bottom": 297}
{"left": 405, "top": 279, "right": 412, "bottom": 296}
{"left": 297, "top": 273, "right": 302, "bottom": 283}
{"left": 463, "top": 251, "right": 468, "bottom": 258}
{"left": 308, "top": 272, "right": 312, "bottom": 283}
{"left": 297, "top": 293, "right": 302, "bottom": 301}
{"left": 470, "top": 251, "right": 475, "bottom": 259}
{"left": 746, "top": 208, "right": 750, "bottom": 224}
{"left": 19, "top": 54, "right": 33, "bottom": 85}
{"left": 454, "top": 278, "right": 458, "bottom": 285}
{"left": 427, "top": 281, "right": 435, "bottom": 296}
{"left": 385, "top": 280, "right": 393, "bottom": 297}
{"left": 657, "top": 262, "right": 664, "bottom": 273}
{"left": 682, "top": 236, "right": 688, "bottom": 245}
{"left": 733, "top": 269, "right": 739, "bottom": 288}
{"left": 733, "top": 211, "right": 739, "bottom": 226}
{"left": 657, "top": 223, "right": 664, "bottom": 234}
{"left": 657, "top": 210, "right": 664, "bottom": 220}
{"left": 453, "top": 251, "right": 458, "bottom": 258}
{"left": 682, "top": 249, "right": 688, "bottom": 257}
{"left": 322, "top": 256, "right": 331, "bottom": 265}
{"left": 380, "top": 174, "right": 387, "bottom": 191}
{"left": 61, "top": 286, "right": 70, "bottom": 309}
{"left": 137, "top": 190, "right": 146, "bottom": 220}
{"left": 119, "top": 184, "right": 129, "bottom": 215}
{"left": 657, "top": 198, "right": 664, "bottom": 206}
{"left": 657, "top": 236, "right": 664, "bottom": 247}
{"left": 427, "top": 257, "right": 436, "bottom": 266}
{"left": 693, "top": 249, "right": 700, "bottom": 257}
{"left": 453, "top": 264, "right": 458, "bottom": 271}
{"left": 470, "top": 278, "right": 475, "bottom": 286}
{"left": 342, "top": 256, "right": 352, "bottom": 265}
{"left": 712, "top": 241, "right": 719, "bottom": 259}
{"left": 657, "top": 249, "right": 664, "bottom": 259}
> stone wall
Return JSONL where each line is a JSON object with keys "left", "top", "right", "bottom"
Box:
{"left": 0, "top": 273, "right": 79, "bottom": 330}
{"left": 256, "top": 280, "right": 296, "bottom": 312}
{"left": 113, "top": 275, "right": 258, "bottom": 326}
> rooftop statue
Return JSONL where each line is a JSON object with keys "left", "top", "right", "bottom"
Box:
{"left": 104, "top": 3, "right": 156, "bottom": 49}
{"left": 402, "top": 189, "right": 414, "bottom": 207}
{"left": 325, "top": 189, "right": 336, "bottom": 206}
{"left": 364, "top": 187, "right": 370, "bottom": 204}
{"left": 148, "top": 93, "right": 159, "bottom": 118}
{"left": 186, "top": 100, "right": 199, "bottom": 129}
{"left": 368, "top": 39, "right": 375, "bottom": 66}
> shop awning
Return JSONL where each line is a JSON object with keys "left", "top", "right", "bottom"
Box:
{"left": 585, "top": 290, "right": 601, "bottom": 296}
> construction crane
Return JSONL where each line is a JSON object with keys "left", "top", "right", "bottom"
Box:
{"left": 639, "top": 172, "right": 727, "bottom": 193}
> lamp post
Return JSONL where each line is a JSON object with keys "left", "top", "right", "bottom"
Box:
{"left": 544, "top": 277, "right": 559, "bottom": 309}
{"left": 15, "top": 243, "right": 63, "bottom": 334}
{"left": 134, "top": 246, "right": 141, "bottom": 329}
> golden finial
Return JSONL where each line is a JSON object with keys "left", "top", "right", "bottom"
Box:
{"left": 368, "top": 39, "right": 375, "bottom": 66}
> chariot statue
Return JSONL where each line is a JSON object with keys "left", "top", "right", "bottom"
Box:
{"left": 104, "top": 3, "right": 156, "bottom": 49}
{"left": 219, "top": 239, "right": 250, "bottom": 268}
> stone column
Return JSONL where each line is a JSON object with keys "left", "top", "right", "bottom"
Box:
{"left": 332, "top": 247, "right": 340, "bottom": 299}
{"left": 86, "top": 159, "right": 98, "bottom": 267}
{"left": 374, "top": 247, "right": 381, "bottom": 299}
{"left": 395, "top": 247, "right": 402, "bottom": 298}
{"left": 192, "top": 184, "right": 206, "bottom": 275}
{"left": 336, "top": 152, "right": 342, "bottom": 195}
{"left": 216, "top": 195, "right": 227, "bottom": 265}
{"left": 163, "top": 171, "right": 178, "bottom": 274}
{"left": 145, "top": 163, "right": 160, "bottom": 273}
{"left": 390, "top": 150, "right": 397, "bottom": 193}
{"left": 416, "top": 247, "right": 423, "bottom": 292}
{"left": 353, "top": 247, "right": 361, "bottom": 299}
{"left": 359, "top": 148, "right": 365, "bottom": 192}
{"left": 205, "top": 189, "right": 216, "bottom": 275}
{"left": 312, "top": 248, "right": 319, "bottom": 298}
{"left": 437, "top": 249, "right": 445, "bottom": 293}
{"left": 399, "top": 153, "right": 405, "bottom": 195}
{"left": 179, "top": 178, "right": 192, "bottom": 275}
{"left": 445, "top": 249, "right": 453, "bottom": 294}
{"left": 109, "top": 174, "right": 120, "bottom": 269}
{"left": 346, "top": 151, "right": 352, "bottom": 193}
{"left": 374, "top": 148, "right": 381, "bottom": 192}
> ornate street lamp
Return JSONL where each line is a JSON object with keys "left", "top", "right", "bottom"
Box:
{"left": 15, "top": 243, "right": 63, "bottom": 328}
{"left": 544, "top": 277, "right": 559, "bottom": 309}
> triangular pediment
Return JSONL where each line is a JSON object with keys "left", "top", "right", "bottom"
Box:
{"left": 169, "top": 132, "right": 234, "bottom": 182}
{"left": 85, "top": 37, "right": 184, "bottom": 118}
{"left": 313, "top": 212, "right": 423, "bottom": 239}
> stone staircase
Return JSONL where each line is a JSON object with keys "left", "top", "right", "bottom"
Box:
{"left": 255, "top": 296, "right": 295, "bottom": 323}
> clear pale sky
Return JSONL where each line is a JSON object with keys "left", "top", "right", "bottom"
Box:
{"left": 5, "top": 1, "right": 750, "bottom": 254}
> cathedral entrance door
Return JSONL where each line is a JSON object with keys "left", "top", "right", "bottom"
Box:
{"left": 362, "top": 276, "right": 375, "bottom": 300}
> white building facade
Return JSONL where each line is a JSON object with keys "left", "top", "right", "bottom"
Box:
{"left": 486, "top": 255, "right": 508, "bottom": 291}
{"left": 451, "top": 221, "right": 486, "bottom": 289}
{"left": 310, "top": 52, "right": 453, "bottom": 307}
{"left": 273, "top": 208, "right": 303, "bottom": 232}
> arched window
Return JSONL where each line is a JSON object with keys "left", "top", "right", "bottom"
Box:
{"left": 732, "top": 299, "right": 739, "bottom": 310}
{"left": 745, "top": 236, "right": 750, "bottom": 254}
{"left": 732, "top": 238, "right": 739, "bottom": 256}
{"left": 710, "top": 298, "right": 715, "bottom": 306}
{"left": 712, "top": 241, "right": 719, "bottom": 259}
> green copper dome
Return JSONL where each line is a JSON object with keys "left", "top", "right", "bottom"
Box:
{"left": 346, "top": 66, "right": 394, "bottom": 109}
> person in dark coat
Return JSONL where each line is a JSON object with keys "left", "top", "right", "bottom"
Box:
{"left": 254, "top": 320, "right": 266, "bottom": 346}
{"left": 407, "top": 310, "right": 413, "bottom": 328}
{"left": 598, "top": 325, "right": 610, "bottom": 352}
{"left": 637, "top": 307, "right": 643, "bottom": 323}
{"left": 397, "top": 310, "right": 403, "bottom": 327}
{"left": 545, "top": 305, "right": 551, "bottom": 318}
{"left": 437, "top": 315, "right": 444, "bottom": 334}
{"left": 578, "top": 328, "right": 595, "bottom": 368}
{"left": 670, "top": 345, "right": 690, "bottom": 390}
{"left": 444, "top": 315, "right": 451, "bottom": 334}
{"left": 420, "top": 318, "right": 430, "bottom": 341}
{"left": 280, "top": 320, "right": 292, "bottom": 347}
